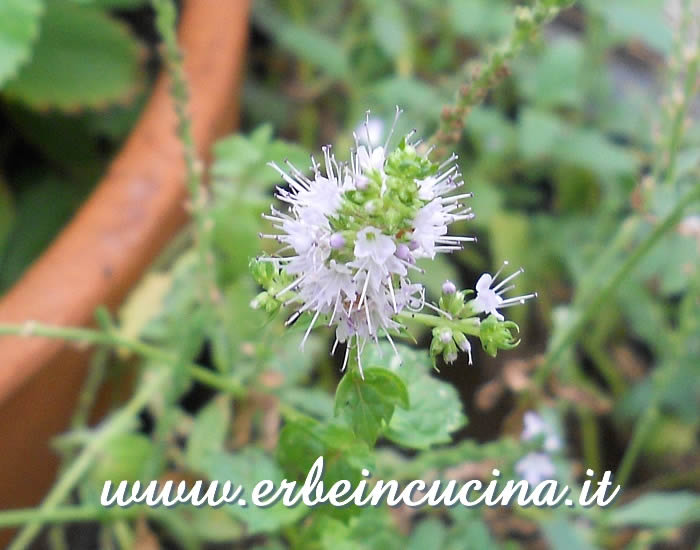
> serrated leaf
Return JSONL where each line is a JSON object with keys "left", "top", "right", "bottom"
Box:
{"left": 4, "top": 2, "right": 143, "bottom": 111}
{"left": 335, "top": 367, "right": 409, "bottom": 446}
{"left": 185, "top": 396, "right": 231, "bottom": 470}
{"left": 0, "top": 0, "right": 44, "bottom": 88}
{"left": 364, "top": 344, "right": 467, "bottom": 449}
{"left": 609, "top": 492, "right": 700, "bottom": 528}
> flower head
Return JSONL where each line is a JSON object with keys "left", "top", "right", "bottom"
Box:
{"left": 514, "top": 411, "right": 562, "bottom": 485}
{"left": 256, "top": 110, "right": 472, "bottom": 376}
{"left": 254, "top": 110, "right": 537, "bottom": 375}
{"left": 515, "top": 452, "right": 556, "bottom": 486}
{"left": 522, "top": 411, "right": 562, "bottom": 452}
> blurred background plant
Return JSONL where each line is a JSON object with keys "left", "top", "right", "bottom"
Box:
{"left": 0, "top": 0, "right": 698, "bottom": 549}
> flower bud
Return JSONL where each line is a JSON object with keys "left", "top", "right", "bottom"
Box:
{"left": 442, "top": 280, "right": 457, "bottom": 295}
{"left": 439, "top": 327, "right": 453, "bottom": 344}
{"left": 396, "top": 243, "right": 411, "bottom": 261}
{"left": 330, "top": 233, "right": 346, "bottom": 249}
{"left": 479, "top": 315, "right": 520, "bottom": 357}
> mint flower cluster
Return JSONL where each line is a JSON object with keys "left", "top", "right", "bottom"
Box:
{"left": 251, "top": 114, "right": 535, "bottom": 375}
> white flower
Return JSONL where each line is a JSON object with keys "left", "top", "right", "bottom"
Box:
{"left": 515, "top": 452, "right": 556, "bottom": 485}
{"left": 259, "top": 114, "right": 477, "bottom": 376}
{"left": 473, "top": 262, "right": 537, "bottom": 321}
{"left": 522, "top": 411, "right": 561, "bottom": 452}
{"left": 354, "top": 117, "right": 385, "bottom": 147}
{"left": 354, "top": 227, "right": 396, "bottom": 264}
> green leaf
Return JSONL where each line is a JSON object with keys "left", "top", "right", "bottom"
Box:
{"left": 516, "top": 37, "right": 585, "bottom": 109}
{"left": 212, "top": 124, "right": 310, "bottom": 188}
{"left": 184, "top": 507, "right": 243, "bottom": 543}
{"left": 89, "top": 433, "right": 163, "bottom": 485}
{"left": 277, "top": 419, "right": 374, "bottom": 487}
{"left": 202, "top": 448, "right": 305, "bottom": 534}
{"left": 408, "top": 518, "right": 447, "bottom": 550}
{"left": 252, "top": 2, "right": 349, "bottom": 78}
{"left": 0, "top": 0, "right": 44, "bottom": 88}
{"left": 282, "top": 388, "right": 334, "bottom": 419}
{"left": 365, "top": 344, "right": 467, "bottom": 449}
{"left": 541, "top": 516, "right": 598, "bottom": 550}
{"left": 586, "top": 0, "right": 673, "bottom": 54}
{"left": 334, "top": 367, "right": 409, "bottom": 446}
{"left": 371, "top": 76, "right": 446, "bottom": 120}
{"left": 0, "top": 174, "right": 91, "bottom": 292}
{"left": 277, "top": 418, "right": 374, "bottom": 520}
{"left": 517, "top": 109, "right": 638, "bottom": 179}
{"left": 448, "top": 0, "right": 512, "bottom": 40}
{"left": 609, "top": 492, "right": 700, "bottom": 528}
{"left": 185, "top": 396, "right": 232, "bottom": 470}
{"left": 365, "top": 0, "right": 410, "bottom": 60}
{"left": 4, "top": 1, "right": 144, "bottom": 111}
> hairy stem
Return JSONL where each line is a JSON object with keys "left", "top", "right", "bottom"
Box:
{"left": 151, "top": 0, "right": 221, "bottom": 311}
{"left": 0, "top": 323, "right": 245, "bottom": 397}
{"left": 429, "top": 0, "right": 574, "bottom": 157}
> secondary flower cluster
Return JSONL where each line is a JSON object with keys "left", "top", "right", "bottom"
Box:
{"left": 251, "top": 114, "right": 535, "bottom": 375}
{"left": 515, "top": 411, "right": 562, "bottom": 485}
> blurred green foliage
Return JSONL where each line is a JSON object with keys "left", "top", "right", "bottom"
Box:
{"left": 0, "top": 0, "right": 698, "bottom": 549}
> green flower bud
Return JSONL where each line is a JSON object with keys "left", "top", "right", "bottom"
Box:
{"left": 479, "top": 315, "right": 520, "bottom": 357}
{"left": 250, "top": 258, "right": 277, "bottom": 287}
{"left": 443, "top": 340, "right": 458, "bottom": 364}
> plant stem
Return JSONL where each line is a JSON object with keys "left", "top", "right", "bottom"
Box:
{"left": 397, "top": 311, "right": 480, "bottom": 336}
{"left": 534, "top": 182, "right": 700, "bottom": 385}
{"left": 429, "top": 0, "right": 574, "bottom": 157}
{"left": 0, "top": 506, "right": 141, "bottom": 529}
{"left": 7, "top": 371, "right": 169, "bottom": 549}
{"left": 151, "top": 0, "right": 221, "bottom": 312}
{"left": 0, "top": 323, "right": 245, "bottom": 397}
{"left": 615, "top": 404, "right": 660, "bottom": 489}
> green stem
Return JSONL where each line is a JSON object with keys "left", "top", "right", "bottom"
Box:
{"left": 0, "top": 323, "right": 245, "bottom": 397}
{"left": 429, "top": 0, "right": 573, "bottom": 156}
{"left": 583, "top": 339, "right": 626, "bottom": 398}
{"left": 663, "top": 53, "right": 698, "bottom": 187}
{"left": 398, "top": 311, "right": 480, "bottom": 336}
{"left": 579, "top": 407, "right": 601, "bottom": 475}
{"left": 8, "top": 371, "right": 169, "bottom": 549}
{"left": 534, "top": 183, "right": 700, "bottom": 385}
{"left": 0, "top": 506, "right": 141, "bottom": 529}
{"left": 70, "top": 347, "right": 110, "bottom": 432}
{"left": 151, "top": 0, "right": 221, "bottom": 312}
{"left": 615, "top": 404, "right": 660, "bottom": 489}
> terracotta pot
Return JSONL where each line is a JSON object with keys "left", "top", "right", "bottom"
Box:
{"left": 0, "top": 0, "right": 250, "bottom": 524}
